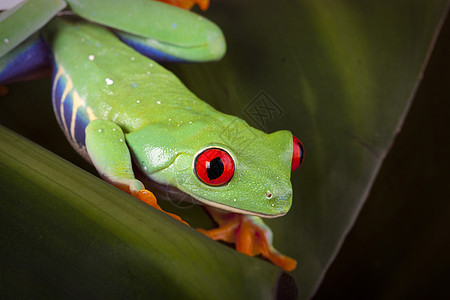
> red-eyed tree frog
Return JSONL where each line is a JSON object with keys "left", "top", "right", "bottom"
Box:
{"left": 0, "top": 2, "right": 304, "bottom": 272}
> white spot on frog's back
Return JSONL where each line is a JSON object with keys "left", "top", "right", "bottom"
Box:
{"left": 88, "top": 55, "right": 95, "bottom": 61}
{"left": 99, "top": 102, "right": 113, "bottom": 119}
{"left": 4, "top": 38, "right": 9, "bottom": 43}
{"left": 105, "top": 78, "right": 114, "bottom": 85}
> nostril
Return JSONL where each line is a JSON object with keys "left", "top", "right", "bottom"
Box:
{"left": 266, "top": 191, "right": 273, "bottom": 199}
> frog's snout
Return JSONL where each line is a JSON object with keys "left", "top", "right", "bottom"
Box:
{"left": 263, "top": 187, "right": 292, "bottom": 216}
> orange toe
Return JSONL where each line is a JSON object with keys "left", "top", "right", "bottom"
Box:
{"left": 136, "top": 189, "right": 190, "bottom": 226}
{"left": 239, "top": 217, "right": 297, "bottom": 271}
{"left": 197, "top": 213, "right": 239, "bottom": 242}
{"left": 199, "top": 212, "right": 297, "bottom": 271}
{"left": 156, "top": 0, "right": 209, "bottom": 10}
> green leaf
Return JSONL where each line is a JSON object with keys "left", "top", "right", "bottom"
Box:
{"left": 314, "top": 15, "right": 450, "bottom": 298}
{"left": 0, "top": 124, "right": 294, "bottom": 299}
{"left": 0, "top": 0, "right": 66, "bottom": 57}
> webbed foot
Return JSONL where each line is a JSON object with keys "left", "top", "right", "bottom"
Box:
{"left": 157, "top": 0, "right": 209, "bottom": 11}
{"left": 133, "top": 189, "right": 190, "bottom": 226}
{"left": 197, "top": 208, "right": 297, "bottom": 271}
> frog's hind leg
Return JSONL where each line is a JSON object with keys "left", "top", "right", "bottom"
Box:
{"left": 85, "top": 119, "right": 189, "bottom": 226}
{"left": 198, "top": 207, "right": 297, "bottom": 271}
{"left": 0, "top": 34, "right": 50, "bottom": 84}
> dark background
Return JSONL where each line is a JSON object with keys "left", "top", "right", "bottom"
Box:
{"left": 315, "top": 13, "right": 450, "bottom": 300}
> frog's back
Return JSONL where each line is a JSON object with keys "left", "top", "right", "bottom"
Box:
{"left": 44, "top": 17, "right": 216, "bottom": 155}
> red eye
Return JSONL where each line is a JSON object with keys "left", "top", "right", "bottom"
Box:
{"left": 291, "top": 135, "right": 304, "bottom": 171}
{"left": 194, "top": 148, "right": 235, "bottom": 186}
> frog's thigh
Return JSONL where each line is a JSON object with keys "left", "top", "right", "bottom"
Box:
{"left": 85, "top": 119, "right": 143, "bottom": 194}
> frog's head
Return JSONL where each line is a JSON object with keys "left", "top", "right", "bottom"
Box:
{"left": 126, "top": 117, "right": 304, "bottom": 218}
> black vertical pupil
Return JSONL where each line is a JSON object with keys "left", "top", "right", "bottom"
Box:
{"left": 298, "top": 142, "right": 304, "bottom": 164}
{"left": 207, "top": 157, "right": 224, "bottom": 180}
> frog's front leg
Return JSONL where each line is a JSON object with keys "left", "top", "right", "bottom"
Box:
{"left": 85, "top": 119, "right": 188, "bottom": 226}
{"left": 198, "top": 207, "right": 297, "bottom": 271}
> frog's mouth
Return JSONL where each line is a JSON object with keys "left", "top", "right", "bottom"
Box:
{"left": 191, "top": 195, "right": 287, "bottom": 218}
{"left": 136, "top": 174, "right": 286, "bottom": 218}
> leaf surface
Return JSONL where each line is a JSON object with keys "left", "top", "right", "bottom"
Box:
{"left": 0, "top": 0, "right": 66, "bottom": 57}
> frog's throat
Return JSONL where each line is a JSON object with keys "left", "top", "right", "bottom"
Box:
{"left": 188, "top": 193, "right": 286, "bottom": 218}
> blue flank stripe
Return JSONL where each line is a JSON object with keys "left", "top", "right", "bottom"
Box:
{"left": 52, "top": 65, "right": 90, "bottom": 148}
{"left": 52, "top": 66, "right": 65, "bottom": 125}
{"left": 74, "top": 107, "right": 90, "bottom": 147}
{"left": 117, "top": 34, "right": 186, "bottom": 63}
{"left": 52, "top": 64, "right": 66, "bottom": 123}
{"left": 62, "top": 89, "right": 74, "bottom": 139}
{"left": 0, "top": 35, "right": 50, "bottom": 84}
